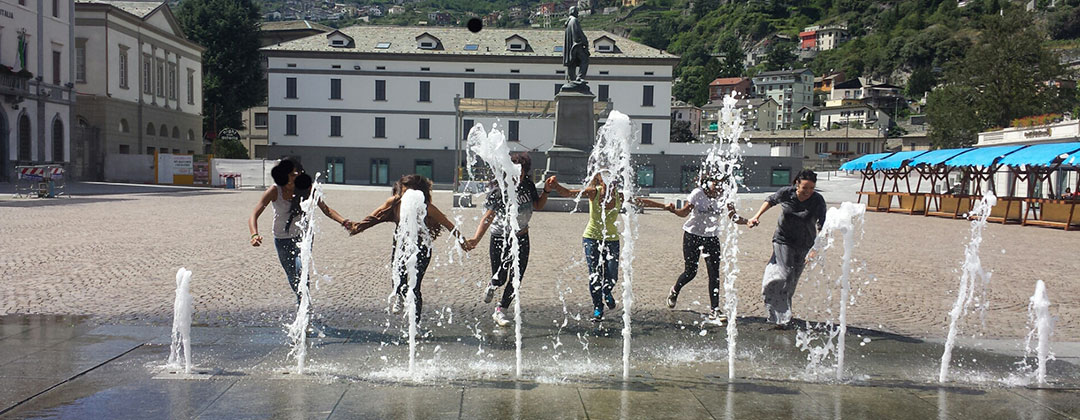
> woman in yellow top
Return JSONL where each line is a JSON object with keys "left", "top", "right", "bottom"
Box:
{"left": 549, "top": 172, "right": 672, "bottom": 322}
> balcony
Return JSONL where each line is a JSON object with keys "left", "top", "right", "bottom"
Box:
{"left": 0, "top": 67, "right": 32, "bottom": 104}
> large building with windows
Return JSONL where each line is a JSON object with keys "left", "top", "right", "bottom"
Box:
{"left": 0, "top": 0, "right": 75, "bottom": 181}
{"left": 71, "top": 0, "right": 203, "bottom": 179}
{"left": 264, "top": 26, "right": 801, "bottom": 191}
{"left": 751, "top": 68, "right": 814, "bottom": 130}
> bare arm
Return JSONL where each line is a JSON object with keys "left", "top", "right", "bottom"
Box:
{"left": 470, "top": 209, "right": 497, "bottom": 243}
{"left": 631, "top": 197, "right": 669, "bottom": 210}
{"left": 427, "top": 202, "right": 464, "bottom": 242}
{"left": 673, "top": 202, "right": 693, "bottom": 218}
{"left": 747, "top": 201, "right": 773, "bottom": 228}
{"left": 248, "top": 186, "right": 277, "bottom": 246}
{"left": 534, "top": 179, "right": 553, "bottom": 210}
{"left": 548, "top": 176, "right": 598, "bottom": 199}
{"left": 317, "top": 199, "right": 350, "bottom": 228}
{"left": 350, "top": 196, "right": 395, "bottom": 235}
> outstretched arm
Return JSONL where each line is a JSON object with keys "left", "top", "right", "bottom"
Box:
{"left": 672, "top": 202, "right": 693, "bottom": 218}
{"left": 467, "top": 209, "right": 497, "bottom": 250}
{"left": 631, "top": 197, "right": 671, "bottom": 210}
{"left": 727, "top": 202, "right": 748, "bottom": 225}
{"left": 747, "top": 201, "right": 773, "bottom": 228}
{"left": 428, "top": 203, "right": 466, "bottom": 245}
{"left": 349, "top": 196, "right": 395, "bottom": 235}
{"left": 248, "top": 186, "right": 277, "bottom": 246}
{"left": 317, "top": 199, "right": 351, "bottom": 230}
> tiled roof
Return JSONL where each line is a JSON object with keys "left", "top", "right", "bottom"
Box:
{"left": 75, "top": 0, "right": 163, "bottom": 18}
{"left": 262, "top": 26, "right": 678, "bottom": 60}
{"left": 754, "top": 68, "right": 812, "bottom": 78}
{"left": 709, "top": 77, "right": 746, "bottom": 86}
{"left": 261, "top": 20, "right": 334, "bottom": 33}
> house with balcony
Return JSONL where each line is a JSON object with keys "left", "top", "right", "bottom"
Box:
{"left": 751, "top": 68, "right": 814, "bottom": 129}
{"left": 708, "top": 77, "right": 751, "bottom": 101}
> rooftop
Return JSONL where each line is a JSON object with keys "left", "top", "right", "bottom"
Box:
{"left": 261, "top": 20, "right": 334, "bottom": 33}
{"left": 262, "top": 26, "right": 678, "bottom": 61}
{"left": 75, "top": 0, "right": 163, "bottom": 19}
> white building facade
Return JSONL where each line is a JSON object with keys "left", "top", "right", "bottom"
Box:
{"left": 0, "top": 0, "right": 75, "bottom": 181}
{"left": 72, "top": 0, "right": 203, "bottom": 179}
{"left": 752, "top": 68, "right": 814, "bottom": 130}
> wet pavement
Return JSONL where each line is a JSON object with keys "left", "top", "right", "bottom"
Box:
{"left": 2, "top": 314, "right": 1078, "bottom": 419}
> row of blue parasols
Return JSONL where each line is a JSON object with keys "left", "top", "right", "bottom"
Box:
{"left": 839, "top": 142, "right": 1080, "bottom": 172}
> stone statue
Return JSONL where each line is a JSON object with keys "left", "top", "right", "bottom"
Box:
{"left": 562, "top": 7, "right": 590, "bottom": 92}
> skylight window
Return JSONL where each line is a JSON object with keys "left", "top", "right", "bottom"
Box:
{"left": 464, "top": 44, "right": 479, "bottom": 51}
{"left": 375, "top": 42, "right": 391, "bottom": 49}
{"left": 553, "top": 46, "right": 563, "bottom": 52}
{"left": 420, "top": 41, "right": 435, "bottom": 49}
{"left": 509, "top": 43, "right": 525, "bottom": 51}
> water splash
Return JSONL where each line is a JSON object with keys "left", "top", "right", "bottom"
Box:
{"left": 392, "top": 188, "right": 429, "bottom": 376}
{"left": 167, "top": 267, "right": 193, "bottom": 373}
{"left": 286, "top": 173, "right": 325, "bottom": 373}
{"left": 939, "top": 191, "right": 996, "bottom": 383}
{"left": 465, "top": 121, "right": 526, "bottom": 377}
{"left": 706, "top": 94, "right": 748, "bottom": 380}
{"left": 1024, "top": 280, "right": 1055, "bottom": 385}
{"left": 584, "top": 111, "right": 637, "bottom": 380}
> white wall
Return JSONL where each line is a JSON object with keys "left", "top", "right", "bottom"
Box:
{"left": 104, "top": 153, "right": 154, "bottom": 182}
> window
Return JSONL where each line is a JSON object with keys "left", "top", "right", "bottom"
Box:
{"left": 326, "top": 157, "right": 345, "bottom": 183}
{"left": 464, "top": 82, "right": 474, "bottom": 99}
{"left": 53, "top": 0, "right": 59, "bottom": 17}
{"left": 52, "top": 119, "right": 64, "bottom": 161}
{"left": 118, "top": 48, "right": 128, "bottom": 88}
{"left": 462, "top": 119, "right": 474, "bottom": 140}
{"left": 168, "top": 63, "right": 177, "bottom": 100}
{"left": 146, "top": 122, "right": 155, "bottom": 135}
{"left": 641, "top": 123, "right": 653, "bottom": 144}
{"left": 636, "top": 166, "right": 655, "bottom": 187}
{"left": 146, "top": 146, "right": 155, "bottom": 155}
{"left": 420, "top": 67, "right": 430, "bottom": 71}
{"left": 554, "top": 46, "right": 563, "bottom": 52}
{"left": 509, "top": 83, "right": 520, "bottom": 100}
{"left": 419, "top": 118, "right": 430, "bottom": 139}
{"left": 188, "top": 129, "right": 195, "bottom": 142}
{"left": 415, "top": 160, "right": 433, "bottom": 179}
{"left": 254, "top": 113, "right": 268, "bottom": 128}
{"left": 330, "top": 116, "right": 342, "bottom": 137}
{"left": 375, "top": 42, "right": 391, "bottom": 49}
{"left": 509, "top": 43, "right": 524, "bottom": 51}
{"left": 172, "top": 127, "right": 179, "bottom": 138}
{"left": 330, "top": 78, "right": 341, "bottom": 99}
{"left": 375, "top": 117, "right": 386, "bottom": 138}
{"left": 464, "top": 44, "right": 479, "bottom": 51}
{"left": 836, "top": 142, "right": 849, "bottom": 152}
{"left": 419, "top": 81, "right": 430, "bottom": 102}
{"left": 376, "top": 66, "right": 386, "bottom": 70}
{"left": 119, "top": 118, "right": 129, "bottom": 133}
{"left": 186, "top": 69, "right": 194, "bottom": 104}
{"left": 598, "top": 84, "right": 609, "bottom": 102}
{"left": 375, "top": 80, "right": 386, "bottom": 101}
{"left": 156, "top": 58, "right": 164, "bottom": 96}
{"left": 597, "top": 44, "right": 612, "bottom": 52}
{"left": 510, "top": 69, "right": 520, "bottom": 73}
{"left": 370, "top": 159, "right": 389, "bottom": 184}
{"left": 52, "top": 51, "right": 61, "bottom": 85}
{"left": 599, "top": 71, "right": 609, "bottom": 75}
{"left": 160, "top": 147, "right": 168, "bottom": 153}
{"left": 465, "top": 68, "right": 475, "bottom": 72}
{"left": 119, "top": 144, "right": 130, "bottom": 154}
{"left": 286, "top": 77, "right": 297, "bottom": 98}
{"left": 420, "top": 41, "right": 435, "bottom": 49}
{"left": 642, "top": 85, "right": 654, "bottom": 107}
{"left": 771, "top": 168, "right": 791, "bottom": 186}
{"left": 644, "top": 71, "right": 654, "bottom": 75}
{"left": 286, "top": 115, "right": 297, "bottom": 135}
{"left": 159, "top": 124, "right": 168, "bottom": 137}
{"left": 331, "top": 39, "right": 345, "bottom": 47}
{"left": 75, "top": 40, "right": 86, "bottom": 83}
{"left": 857, "top": 142, "right": 871, "bottom": 154}
{"left": 18, "top": 114, "right": 30, "bottom": 161}
{"left": 815, "top": 142, "right": 829, "bottom": 154}
{"left": 508, "top": 121, "right": 519, "bottom": 141}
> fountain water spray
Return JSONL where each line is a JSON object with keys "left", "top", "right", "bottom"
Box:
{"left": 823, "top": 202, "right": 866, "bottom": 380}
{"left": 285, "top": 173, "right": 325, "bottom": 374}
{"left": 705, "top": 94, "right": 748, "bottom": 380}
{"left": 582, "top": 111, "right": 638, "bottom": 380}
{"left": 1025, "top": 280, "right": 1055, "bottom": 385}
{"left": 939, "top": 191, "right": 995, "bottom": 383}
{"left": 392, "top": 188, "right": 429, "bottom": 375}
{"left": 168, "top": 267, "right": 193, "bottom": 373}
{"left": 465, "top": 122, "right": 526, "bottom": 377}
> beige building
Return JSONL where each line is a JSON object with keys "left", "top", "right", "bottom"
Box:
{"left": 752, "top": 68, "right": 814, "bottom": 129}
{"left": 73, "top": 0, "right": 204, "bottom": 178}
{"left": 752, "top": 127, "right": 885, "bottom": 170}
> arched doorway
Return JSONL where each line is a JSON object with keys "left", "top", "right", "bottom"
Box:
{"left": 18, "top": 113, "right": 31, "bottom": 162}
{"left": 53, "top": 117, "right": 64, "bottom": 162}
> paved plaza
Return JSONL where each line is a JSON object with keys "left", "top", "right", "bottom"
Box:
{"left": 1, "top": 174, "right": 1080, "bottom": 418}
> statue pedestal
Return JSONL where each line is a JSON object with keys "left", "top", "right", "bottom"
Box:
{"left": 545, "top": 91, "right": 596, "bottom": 184}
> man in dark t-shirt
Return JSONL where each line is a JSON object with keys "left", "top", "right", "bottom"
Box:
{"left": 748, "top": 169, "right": 827, "bottom": 328}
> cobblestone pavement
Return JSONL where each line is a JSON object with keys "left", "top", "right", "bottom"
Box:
{"left": 1, "top": 178, "right": 1078, "bottom": 342}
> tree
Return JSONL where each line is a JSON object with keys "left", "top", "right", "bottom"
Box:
{"left": 670, "top": 120, "right": 697, "bottom": 143}
{"left": 906, "top": 66, "right": 936, "bottom": 98}
{"left": 213, "top": 136, "right": 249, "bottom": 159}
{"left": 176, "top": 0, "right": 265, "bottom": 135}
{"left": 927, "top": 12, "right": 1069, "bottom": 147}
{"left": 763, "top": 41, "right": 796, "bottom": 71}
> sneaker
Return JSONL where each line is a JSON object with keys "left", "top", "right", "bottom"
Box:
{"left": 483, "top": 285, "right": 497, "bottom": 304}
{"left": 708, "top": 309, "right": 727, "bottom": 323}
{"left": 603, "top": 291, "right": 616, "bottom": 310}
{"left": 391, "top": 294, "right": 404, "bottom": 314}
{"left": 492, "top": 308, "right": 511, "bottom": 327}
{"left": 666, "top": 289, "right": 678, "bottom": 309}
{"left": 591, "top": 308, "right": 604, "bottom": 323}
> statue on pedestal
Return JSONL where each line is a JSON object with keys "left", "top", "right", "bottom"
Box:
{"left": 562, "top": 7, "right": 590, "bottom": 93}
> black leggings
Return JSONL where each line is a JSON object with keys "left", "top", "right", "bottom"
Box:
{"left": 672, "top": 231, "right": 722, "bottom": 310}
{"left": 489, "top": 234, "right": 530, "bottom": 310}
{"left": 392, "top": 243, "right": 432, "bottom": 320}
